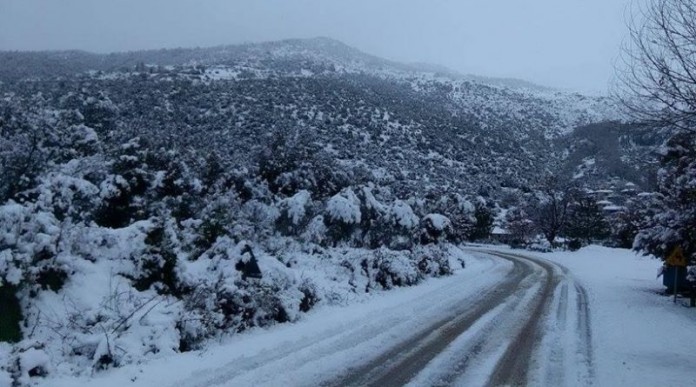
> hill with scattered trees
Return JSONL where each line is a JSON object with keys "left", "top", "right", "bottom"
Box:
{"left": 0, "top": 38, "right": 664, "bottom": 384}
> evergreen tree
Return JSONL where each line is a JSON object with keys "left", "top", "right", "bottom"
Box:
{"left": 564, "top": 195, "right": 610, "bottom": 245}
{"left": 470, "top": 201, "right": 495, "bottom": 241}
{"left": 634, "top": 133, "right": 696, "bottom": 263}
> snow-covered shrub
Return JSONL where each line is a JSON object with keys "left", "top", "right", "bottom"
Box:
{"left": 504, "top": 206, "right": 536, "bottom": 247}
{"left": 0, "top": 202, "right": 66, "bottom": 295}
{"left": 301, "top": 215, "right": 328, "bottom": 245}
{"left": 412, "top": 244, "right": 453, "bottom": 277}
{"left": 298, "top": 278, "right": 320, "bottom": 312}
{"left": 93, "top": 138, "right": 151, "bottom": 228}
{"left": 1, "top": 346, "right": 52, "bottom": 384}
{"left": 238, "top": 199, "right": 279, "bottom": 242}
{"left": 427, "top": 194, "right": 475, "bottom": 243}
{"left": 470, "top": 200, "right": 496, "bottom": 241}
{"left": 385, "top": 200, "right": 419, "bottom": 249}
{"left": 275, "top": 190, "right": 314, "bottom": 236}
{"left": 176, "top": 239, "right": 307, "bottom": 350}
{"left": 0, "top": 344, "right": 11, "bottom": 386}
{"left": 56, "top": 124, "right": 102, "bottom": 162}
{"left": 369, "top": 248, "right": 421, "bottom": 289}
{"left": 355, "top": 186, "right": 389, "bottom": 248}
{"left": 34, "top": 173, "right": 99, "bottom": 221}
{"left": 349, "top": 185, "right": 419, "bottom": 250}
{"left": 257, "top": 128, "right": 353, "bottom": 199}
{"left": 527, "top": 237, "right": 553, "bottom": 252}
{"left": 187, "top": 192, "right": 242, "bottom": 255}
{"left": 8, "top": 219, "right": 184, "bottom": 376}
{"left": 419, "top": 214, "right": 453, "bottom": 245}
{"left": 126, "top": 217, "right": 184, "bottom": 296}
{"left": 324, "top": 188, "right": 362, "bottom": 245}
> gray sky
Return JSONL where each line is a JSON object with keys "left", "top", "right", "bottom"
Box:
{"left": 0, "top": 0, "right": 634, "bottom": 93}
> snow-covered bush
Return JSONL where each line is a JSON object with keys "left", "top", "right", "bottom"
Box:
{"left": 419, "top": 214, "right": 453, "bottom": 245}
{"left": 9, "top": 219, "right": 183, "bottom": 375}
{"left": 324, "top": 188, "right": 362, "bottom": 245}
{"left": 32, "top": 169, "right": 100, "bottom": 223}
{"left": 301, "top": 215, "right": 328, "bottom": 245}
{"left": 126, "top": 217, "right": 184, "bottom": 296}
{"left": 275, "top": 190, "right": 314, "bottom": 236}
{"left": 412, "top": 244, "right": 453, "bottom": 277}
{"left": 356, "top": 186, "right": 420, "bottom": 250}
{"left": 385, "top": 200, "right": 419, "bottom": 249}
{"left": 0, "top": 91, "right": 468, "bottom": 385}
{"left": 0, "top": 202, "right": 65, "bottom": 295}
{"left": 176, "top": 239, "right": 309, "bottom": 350}
{"left": 0, "top": 344, "right": 11, "bottom": 386}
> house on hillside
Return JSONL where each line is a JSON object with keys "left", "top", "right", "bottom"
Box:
{"left": 490, "top": 226, "right": 514, "bottom": 244}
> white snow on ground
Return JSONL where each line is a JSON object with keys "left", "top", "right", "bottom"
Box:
{"left": 541, "top": 245, "right": 696, "bottom": 387}
{"left": 44, "top": 249, "right": 504, "bottom": 387}
{"left": 37, "top": 245, "right": 696, "bottom": 387}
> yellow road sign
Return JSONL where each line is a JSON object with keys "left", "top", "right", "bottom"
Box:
{"left": 666, "top": 246, "right": 687, "bottom": 267}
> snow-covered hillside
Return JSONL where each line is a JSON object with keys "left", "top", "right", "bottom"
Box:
{"left": 0, "top": 37, "right": 662, "bottom": 386}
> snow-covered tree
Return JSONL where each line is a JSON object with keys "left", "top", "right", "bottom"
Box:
{"left": 564, "top": 195, "right": 610, "bottom": 245}
{"left": 470, "top": 200, "right": 495, "bottom": 241}
{"left": 634, "top": 134, "right": 696, "bottom": 263}
{"left": 528, "top": 177, "right": 574, "bottom": 246}
{"left": 617, "top": 0, "right": 696, "bottom": 263}
{"left": 420, "top": 214, "right": 453, "bottom": 245}
{"left": 504, "top": 207, "right": 535, "bottom": 246}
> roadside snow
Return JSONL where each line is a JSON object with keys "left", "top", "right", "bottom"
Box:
{"left": 542, "top": 245, "right": 696, "bottom": 387}
{"left": 43, "top": 249, "right": 505, "bottom": 387}
{"left": 36, "top": 245, "right": 696, "bottom": 387}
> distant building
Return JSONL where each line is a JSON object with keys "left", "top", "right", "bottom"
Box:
{"left": 490, "top": 226, "right": 514, "bottom": 244}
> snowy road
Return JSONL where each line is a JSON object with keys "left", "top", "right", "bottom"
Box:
{"left": 325, "top": 250, "right": 594, "bottom": 387}
{"left": 48, "top": 249, "right": 596, "bottom": 387}
{"left": 168, "top": 250, "right": 594, "bottom": 387}
{"left": 46, "top": 246, "right": 696, "bottom": 387}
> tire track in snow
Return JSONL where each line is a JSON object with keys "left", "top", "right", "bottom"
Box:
{"left": 171, "top": 250, "right": 595, "bottom": 387}
{"left": 172, "top": 253, "right": 507, "bottom": 387}
{"left": 575, "top": 282, "right": 594, "bottom": 385}
{"left": 482, "top": 251, "right": 560, "bottom": 387}
{"left": 483, "top": 251, "right": 595, "bottom": 387}
{"left": 326, "top": 256, "right": 534, "bottom": 387}
{"left": 402, "top": 250, "right": 595, "bottom": 387}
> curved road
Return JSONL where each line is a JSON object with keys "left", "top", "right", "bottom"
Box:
{"left": 326, "top": 250, "right": 594, "bottom": 387}
{"left": 172, "top": 249, "right": 594, "bottom": 387}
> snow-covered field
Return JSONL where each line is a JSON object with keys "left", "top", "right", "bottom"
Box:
{"left": 34, "top": 245, "right": 696, "bottom": 387}
{"left": 541, "top": 246, "right": 696, "bottom": 387}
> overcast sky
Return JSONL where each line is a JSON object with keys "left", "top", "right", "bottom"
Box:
{"left": 0, "top": 0, "right": 635, "bottom": 93}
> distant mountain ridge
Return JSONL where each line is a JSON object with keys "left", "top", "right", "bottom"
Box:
{"left": 0, "top": 37, "right": 652, "bottom": 195}
{"left": 0, "top": 37, "right": 579, "bottom": 93}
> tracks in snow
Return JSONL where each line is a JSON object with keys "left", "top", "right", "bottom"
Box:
{"left": 480, "top": 251, "right": 595, "bottom": 387}
{"left": 328, "top": 250, "right": 595, "bottom": 387}
{"left": 171, "top": 250, "right": 594, "bottom": 387}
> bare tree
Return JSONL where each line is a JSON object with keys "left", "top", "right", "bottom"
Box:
{"left": 528, "top": 176, "right": 576, "bottom": 246}
{"left": 615, "top": 0, "right": 696, "bottom": 133}
{"left": 616, "top": 1, "right": 696, "bottom": 264}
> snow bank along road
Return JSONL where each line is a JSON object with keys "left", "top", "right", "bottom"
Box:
{"left": 50, "top": 250, "right": 594, "bottom": 387}
{"left": 175, "top": 250, "right": 594, "bottom": 387}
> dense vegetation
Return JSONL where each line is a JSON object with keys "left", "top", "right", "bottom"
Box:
{"left": 0, "top": 38, "right": 661, "bottom": 384}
